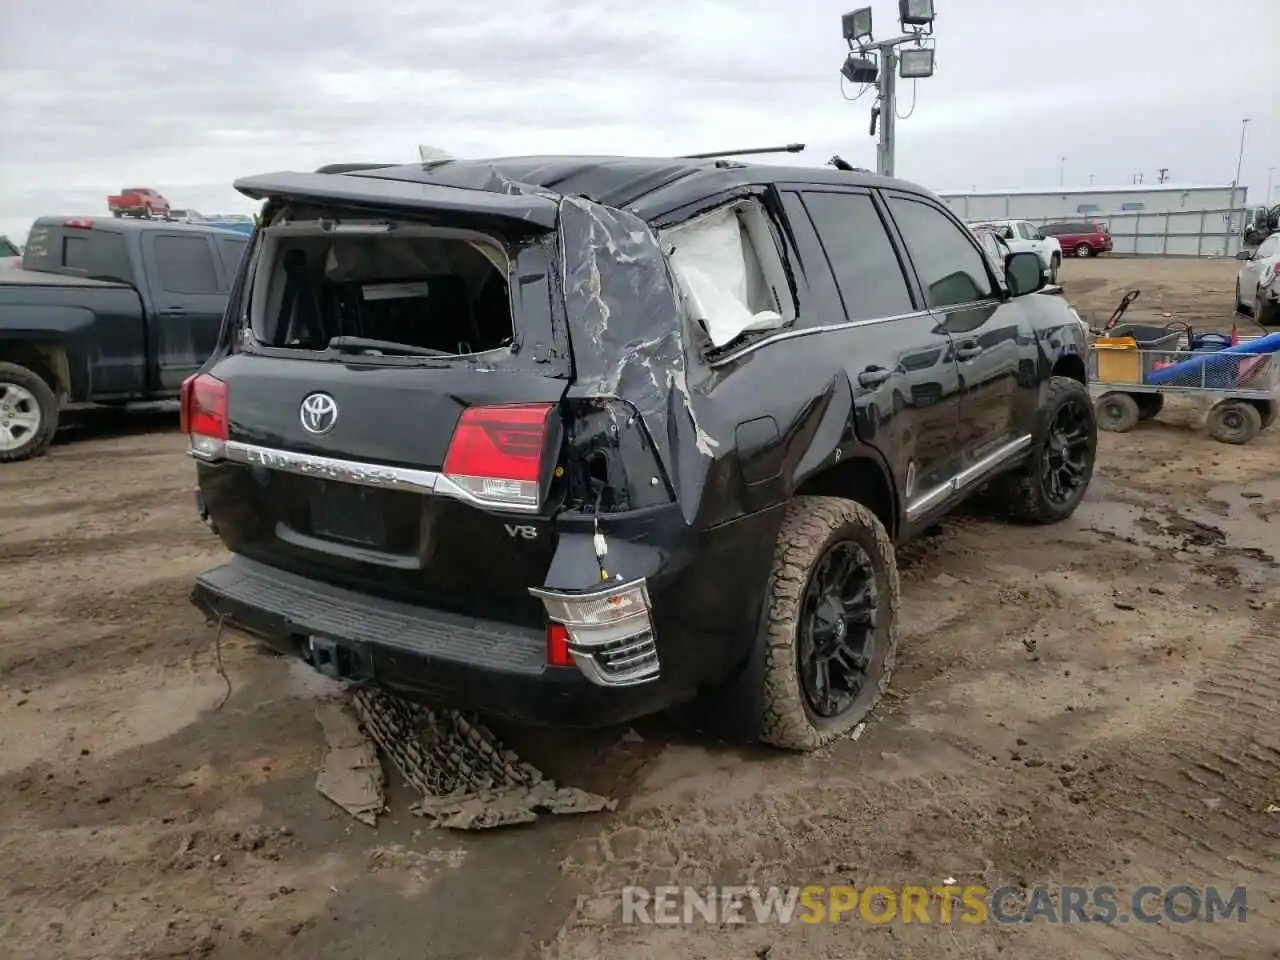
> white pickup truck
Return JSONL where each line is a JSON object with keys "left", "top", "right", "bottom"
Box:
{"left": 967, "top": 219, "right": 1062, "bottom": 284}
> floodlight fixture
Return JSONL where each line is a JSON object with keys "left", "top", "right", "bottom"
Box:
{"left": 899, "top": 46, "right": 935, "bottom": 78}
{"left": 841, "top": 53, "right": 879, "bottom": 85}
{"left": 899, "top": 0, "right": 935, "bottom": 27}
{"left": 842, "top": 7, "right": 873, "bottom": 43}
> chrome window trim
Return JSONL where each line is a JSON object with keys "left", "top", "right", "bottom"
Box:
{"left": 706, "top": 298, "right": 1003, "bottom": 369}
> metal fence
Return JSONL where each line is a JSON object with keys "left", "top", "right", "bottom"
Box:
{"left": 1027, "top": 207, "right": 1250, "bottom": 258}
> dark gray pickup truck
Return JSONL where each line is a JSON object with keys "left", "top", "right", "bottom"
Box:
{"left": 0, "top": 216, "right": 249, "bottom": 461}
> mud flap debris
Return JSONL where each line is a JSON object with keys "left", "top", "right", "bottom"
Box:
{"left": 347, "top": 687, "right": 617, "bottom": 831}
{"left": 314, "top": 702, "right": 386, "bottom": 827}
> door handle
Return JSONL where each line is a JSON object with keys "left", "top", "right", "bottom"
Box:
{"left": 166, "top": 306, "right": 187, "bottom": 314}
{"left": 858, "top": 366, "right": 892, "bottom": 388}
{"left": 956, "top": 343, "right": 983, "bottom": 361}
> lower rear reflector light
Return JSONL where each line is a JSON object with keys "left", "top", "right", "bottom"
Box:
{"left": 531, "top": 580, "right": 660, "bottom": 686}
{"left": 546, "top": 623, "right": 574, "bottom": 667}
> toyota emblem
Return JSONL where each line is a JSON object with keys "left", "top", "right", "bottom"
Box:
{"left": 300, "top": 393, "right": 338, "bottom": 435}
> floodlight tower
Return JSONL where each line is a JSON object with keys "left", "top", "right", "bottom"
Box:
{"left": 840, "top": 1, "right": 937, "bottom": 178}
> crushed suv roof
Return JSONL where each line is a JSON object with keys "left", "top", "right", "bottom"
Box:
{"left": 240, "top": 156, "right": 920, "bottom": 223}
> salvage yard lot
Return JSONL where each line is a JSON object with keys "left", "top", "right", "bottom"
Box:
{"left": 1, "top": 256, "right": 1277, "bottom": 959}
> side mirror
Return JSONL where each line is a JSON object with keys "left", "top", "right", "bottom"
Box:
{"left": 1235, "top": 249, "right": 1254, "bottom": 260}
{"left": 1004, "top": 251, "right": 1046, "bottom": 297}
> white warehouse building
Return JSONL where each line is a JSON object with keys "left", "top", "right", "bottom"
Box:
{"left": 936, "top": 184, "right": 1250, "bottom": 257}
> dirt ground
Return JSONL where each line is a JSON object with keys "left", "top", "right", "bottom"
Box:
{"left": 1, "top": 256, "right": 1278, "bottom": 960}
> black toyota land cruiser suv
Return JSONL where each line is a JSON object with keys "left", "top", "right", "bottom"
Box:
{"left": 186, "top": 154, "right": 1095, "bottom": 752}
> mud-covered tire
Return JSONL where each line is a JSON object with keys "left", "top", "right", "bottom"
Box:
{"left": 1257, "top": 296, "right": 1280, "bottom": 327}
{"left": 1135, "top": 393, "right": 1164, "bottom": 422}
{"left": 1207, "top": 400, "right": 1261, "bottom": 445}
{"left": 757, "top": 496, "right": 900, "bottom": 752}
{"left": 998, "top": 376, "right": 1097, "bottom": 526}
{"left": 1096, "top": 391, "right": 1141, "bottom": 433}
{"left": 0, "top": 362, "right": 59, "bottom": 463}
{"left": 1049, "top": 254, "right": 1060, "bottom": 284}
{"left": 1255, "top": 400, "right": 1276, "bottom": 431}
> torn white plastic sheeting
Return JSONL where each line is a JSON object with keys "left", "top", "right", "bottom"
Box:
{"left": 418, "top": 144, "right": 458, "bottom": 163}
{"left": 663, "top": 202, "right": 785, "bottom": 348}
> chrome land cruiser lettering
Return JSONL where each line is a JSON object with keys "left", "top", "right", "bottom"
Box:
{"left": 237, "top": 445, "right": 430, "bottom": 490}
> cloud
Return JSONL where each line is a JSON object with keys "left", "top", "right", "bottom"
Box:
{"left": 1, "top": 0, "right": 1276, "bottom": 244}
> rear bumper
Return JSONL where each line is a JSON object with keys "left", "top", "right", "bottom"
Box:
{"left": 191, "top": 555, "right": 694, "bottom": 727}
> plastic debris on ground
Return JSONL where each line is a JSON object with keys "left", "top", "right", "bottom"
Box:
{"left": 318, "top": 687, "right": 617, "bottom": 831}
{"left": 314, "top": 702, "right": 386, "bottom": 826}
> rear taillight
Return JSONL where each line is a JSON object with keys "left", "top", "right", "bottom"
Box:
{"left": 180, "top": 372, "right": 228, "bottom": 459}
{"left": 64, "top": 218, "right": 94, "bottom": 229}
{"left": 441, "top": 403, "right": 554, "bottom": 509}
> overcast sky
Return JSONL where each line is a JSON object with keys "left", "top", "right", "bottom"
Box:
{"left": 1, "top": 0, "right": 1276, "bottom": 244}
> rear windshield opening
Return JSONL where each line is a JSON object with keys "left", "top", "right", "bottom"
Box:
{"left": 250, "top": 224, "right": 514, "bottom": 356}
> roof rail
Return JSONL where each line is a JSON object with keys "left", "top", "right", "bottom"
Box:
{"left": 314, "top": 163, "right": 398, "bottom": 174}
{"left": 677, "top": 143, "right": 805, "bottom": 160}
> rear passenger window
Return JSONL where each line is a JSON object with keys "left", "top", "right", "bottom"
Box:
{"left": 800, "top": 191, "right": 914, "bottom": 320}
{"left": 886, "top": 197, "right": 995, "bottom": 308}
{"left": 154, "top": 234, "right": 218, "bottom": 294}
{"left": 216, "top": 236, "right": 249, "bottom": 286}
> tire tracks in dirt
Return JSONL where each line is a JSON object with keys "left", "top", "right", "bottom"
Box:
{"left": 0, "top": 520, "right": 208, "bottom": 565}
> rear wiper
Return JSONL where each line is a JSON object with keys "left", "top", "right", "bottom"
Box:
{"left": 326, "top": 336, "right": 450, "bottom": 357}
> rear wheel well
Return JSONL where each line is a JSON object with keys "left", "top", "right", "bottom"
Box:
{"left": 1052, "top": 353, "right": 1087, "bottom": 386}
{"left": 794, "top": 457, "right": 897, "bottom": 540}
{"left": 4, "top": 345, "right": 69, "bottom": 399}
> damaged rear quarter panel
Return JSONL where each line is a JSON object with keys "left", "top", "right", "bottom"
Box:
{"left": 558, "top": 195, "right": 721, "bottom": 525}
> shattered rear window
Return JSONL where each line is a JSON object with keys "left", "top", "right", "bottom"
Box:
{"left": 249, "top": 222, "right": 515, "bottom": 357}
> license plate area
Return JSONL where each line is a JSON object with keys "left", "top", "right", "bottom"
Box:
{"left": 308, "top": 480, "right": 387, "bottom": 547}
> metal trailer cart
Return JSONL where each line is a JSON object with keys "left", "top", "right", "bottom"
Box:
{"left": 1087, "top": 291, "right": 1279, "bottom": 445}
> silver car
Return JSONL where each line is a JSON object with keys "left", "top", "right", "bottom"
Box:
{"left": 1235, "top": 232, "right": 1280, "bottom": 325}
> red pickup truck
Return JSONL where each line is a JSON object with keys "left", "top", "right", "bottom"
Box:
{"left": 107, "top": 187, "right": 170, "bottom": 219}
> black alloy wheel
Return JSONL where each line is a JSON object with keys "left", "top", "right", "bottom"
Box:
{"left": 1041, "top": 395, "right": 1093, "bottom": 505}
{"left": 797, "top": 541, "right": 877, "bottom": 718}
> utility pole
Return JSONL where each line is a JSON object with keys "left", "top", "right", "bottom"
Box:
{"left": 1059, "top": 156, "right": 1066, "bottom": 186}
{"left": 1228, "top": 118, "right": 1251, "bottom": 254}
{"left": 877, "top": 47, "right": 899, "bottom": 177}
{"left": 841, "top": 3, "right": 937, "bottom": 178}
{"left": 1233, "top": 118, "right": 1251, "bottom": 188}
{"left": 1158, "top": 167, "right": 1169, "bottom": 184}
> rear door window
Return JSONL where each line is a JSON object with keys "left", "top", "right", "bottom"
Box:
{"left": 886, "top": 196, "right": 996, "bottom": 309}
{"left": 215, "top": 236, "right": 249, "bottom": 287}
{"left": 797, "top": 190, "right": 915, "bottom": 320}
{"left": 153, "top": 234, "right": 219, "bottom": 294}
